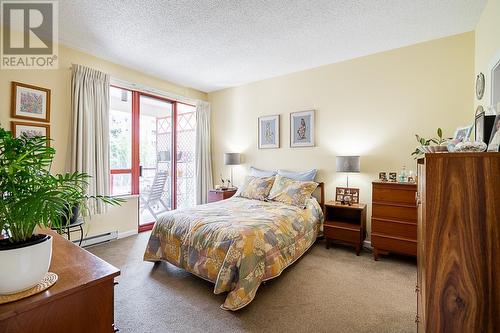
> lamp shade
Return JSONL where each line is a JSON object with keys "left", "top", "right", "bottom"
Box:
{"left": 224, "top": 153, "right": 241, "bottom": 165}
{"left": 336, "top": 156, "right": 360, "bottom": 173}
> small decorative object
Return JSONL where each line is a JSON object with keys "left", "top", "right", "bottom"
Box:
{"left": 388, "top": 172, "right": 397, "bottom": 182}
{"left": 475, "top": 108, "right": 496, "bottom": 144}
{"left": 336, "top": 156, "right": 360, "bottom": 188}
{"left": 335, "top": 187, "right": 359, "bottom": 205}
{"left": 407, "top": 170, "right": 416, "bottom": 183}
{"left": 219, "top": 174, "right": 228, "bottom": 190}
{"left": 224, "top": 153, "right": 241, "bottom": 187}
{"left": 487, "top": 114, "right": 500, "bottom": 152}
{"left": 412, "top": 128, "right": 450, "bottom": 158}
{"left": 476, "top": 73, "right": 485, "bottom": 100}
{"left": 398, "top": 165, "right": 408, "bottom": 183}
{"left": 258, "top": 115, "right": 279, "bottom": 149}
{"left": 454, "top": 141, "right": 488, "bottom": 152}
{"left": 378, "top": 172, "right": 387, "bottom": 181}
{"left": 11, "top": 121, "right": 50, "bottom": 145}
{"left": 290, "top": 110, "right": 315, "bottom": 147}
{"left": 11, "top": 82, "right": 51, "bottom": 122}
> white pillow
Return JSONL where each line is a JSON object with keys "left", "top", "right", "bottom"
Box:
{"left": 249, "top": 166, "right": 277, "bottom": 177}
{"left": 277, "top": 169, "right": 317, "bottom": 181}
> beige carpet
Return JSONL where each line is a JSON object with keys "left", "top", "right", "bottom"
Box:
{"left": 88, "top": 232, "right": 417, "bottom": 333}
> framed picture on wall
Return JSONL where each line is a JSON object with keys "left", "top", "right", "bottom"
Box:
{"left": 258, "top": 115, "right": 280, "bottom": 149}
{"left": 11, "top": 121, "right": 50, "bottom": 145}
{"left": 11, "top": 82, "right": 51, "bottom": 122}
{"left": 290, "top": 110, "right": 315, "bottom": 147}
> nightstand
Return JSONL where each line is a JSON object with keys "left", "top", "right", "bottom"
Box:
{"left": 324, "top": 201, "right": 367, "bottom": 255}
{"left": 207, "top": 188, "right": 237, "bottom": 203}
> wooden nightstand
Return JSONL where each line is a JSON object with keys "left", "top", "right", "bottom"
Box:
{"left": 207, "top": 188, "right": 237, "bottom": 203}
{"left": 324, "top": 201, "right": 367, "bottom": 255}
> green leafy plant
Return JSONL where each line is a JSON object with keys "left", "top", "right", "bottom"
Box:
{"left": 411, "top": 128, "right": 449, "bottom": 158}
{"left": 0, "top": 127, "right": 122, "bottom": 243}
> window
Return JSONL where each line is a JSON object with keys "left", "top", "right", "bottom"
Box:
{"left": 109, "top": 87, "right": 132, "bottom": 196}
{"left": 108, "top": 86, "right": 197, "bottom": 231}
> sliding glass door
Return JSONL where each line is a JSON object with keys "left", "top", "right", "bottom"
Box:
{"left": 138, "top": 95, "right": 173, "bottom": 226}
{"left": 109, "top": 86, "right": 196, "bottom": 231}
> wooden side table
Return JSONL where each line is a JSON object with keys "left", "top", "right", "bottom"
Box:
{"left": 207, "top": 188, "right": 237, "bottom": 203}
{"left": 323, "top": 201, "right": 367, "bottom": 255}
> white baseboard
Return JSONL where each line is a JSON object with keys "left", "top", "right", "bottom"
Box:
{"left": 118, "top": 229, "right": 138, "bottom": 239}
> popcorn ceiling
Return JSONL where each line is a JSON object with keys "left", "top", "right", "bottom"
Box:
{"left": 59, "top": 0, "right": 485, "bottom": 92}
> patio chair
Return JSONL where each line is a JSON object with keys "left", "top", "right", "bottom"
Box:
{"left": 140, "top": 171, "right": 170, "bottom": 220}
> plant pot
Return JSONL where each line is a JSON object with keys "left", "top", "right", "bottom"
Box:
{"left": 0, "top": 234, "right": 52, "bottom": 295}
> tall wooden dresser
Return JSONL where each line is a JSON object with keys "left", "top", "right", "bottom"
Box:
{"left": 371, "top": 181, "right": 417, "bottom": 260}
{"left": 416, "top": 153, "right": 500, "bottom": 332}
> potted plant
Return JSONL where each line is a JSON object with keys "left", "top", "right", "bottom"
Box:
{"left": 0, "top": 127, "right": 122, "bottom": 295}
{"left": 411, "top": 128, "right": 450, "bottom": 158}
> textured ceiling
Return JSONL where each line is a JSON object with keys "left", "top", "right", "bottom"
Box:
{"left": 59, "top": 0, "right": 486, "bottom": 92}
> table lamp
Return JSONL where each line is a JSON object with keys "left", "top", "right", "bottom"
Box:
{"left": 336, "top": 156, "right": 360, "bottom": 188}
{"left": 224, "top": 153, "right": 241, "bottom": 188}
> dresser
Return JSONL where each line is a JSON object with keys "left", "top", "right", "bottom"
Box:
{"left": 0, "top": 230, "right": 120, "bottom": 333}
{"left": 416, "top": 153, "right": 500, "bottom": 332}
{"left": 371, "top": 181, "right": 417, "bottom": 260}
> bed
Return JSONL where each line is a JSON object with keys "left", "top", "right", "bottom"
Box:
{"left": 143, "top": 183, "right": 325, "bottom": 311}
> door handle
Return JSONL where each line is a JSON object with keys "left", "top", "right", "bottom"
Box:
{"left": 139, "top": 165, "right": 143, "bottom": 177}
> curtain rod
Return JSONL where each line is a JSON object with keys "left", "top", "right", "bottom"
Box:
{"left": 69, "top": 63, "right": 207, "bottom": 106}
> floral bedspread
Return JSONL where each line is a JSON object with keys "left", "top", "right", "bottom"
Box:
{"left": 143, "top": 196, "right": 324, "bottom": 310}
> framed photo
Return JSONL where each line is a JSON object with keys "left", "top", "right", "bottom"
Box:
{"left": 290, "top": 110, "right": 315, "bottom": 147}
{"left": 453, "top": 125, "right": 473, "bottom": 142}
{"left": 11, "top": 82, "right": 51, "bottom": 122}
{"left": 378, "top": 172, "right": 387, "bottom": 181}
{"left": 11, "top": 121, "right": 50, "bottom": 145}
{"left": 258, "top": 115, "right": 280, "bottom": 149}
{"left": 388, "top": 172, "right": 397, "bottom": 182}
{"left": 487, "top": 114, "right": 500, "bottom": 152}
{"left": 335, "top": 187, "right": 359, "bottom": 204}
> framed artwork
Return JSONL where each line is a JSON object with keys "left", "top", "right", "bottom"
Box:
{"left": 11, "top": 82, "right": 51, "bottom": 122}
{"left": 453, "top": 125, "right": 473, "bottom": 142}
{"left": 290, "top": 110, "right": 315, "bottom": 147}
{"left": 11, "top": 121, "right": 50, "bottom": 145}
{"left": 335, "top": 187, "right": 359, "bottom": 204}
{"left": 258, "top": 115, "right": 280, "bottom": 149}
{"left": 487, "top": 114, "right": 500, "bottom": 152}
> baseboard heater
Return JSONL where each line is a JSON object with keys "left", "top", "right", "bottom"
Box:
{"left": 77, "top": 231, "right": 118, "bottom": 248}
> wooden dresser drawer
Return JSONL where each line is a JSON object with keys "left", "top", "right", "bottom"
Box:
{"left": 371, "top": 218, "right": 416, "bottom": 240}
{"left": 372, "top": 203, "right": 417, "bottom": 222}
{"left": 371, "top": 234, "right": 417, "bottom": 256}
{"left": 372, "top": 184, "right": 416, "bottom": 205}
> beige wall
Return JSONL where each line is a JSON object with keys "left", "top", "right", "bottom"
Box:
{"left": 475, "top": 0, "right": 500, "bottom": 108}
{"left": 209, "top": 32, "right": 475, "bottom": 238}
{"left": 0, "top": 43, "right": 207, "bottom": 238}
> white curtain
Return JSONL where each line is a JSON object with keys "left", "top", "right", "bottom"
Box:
{"left": 70, "top": 64, "right": 110, "bottom": 214}
{"left": 195, "top": 101, "right": 213, "bottom": 204}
